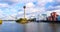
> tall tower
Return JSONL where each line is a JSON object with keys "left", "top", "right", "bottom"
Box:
{"left": 23, "top": 6, "right": 26, "bottom": 19}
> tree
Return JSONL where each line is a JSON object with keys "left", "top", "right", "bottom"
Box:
{"left": 16, "top": 18, "right": 28, "bottom": 24}
{"left": 0, "top": 20, "right": 2, "bottom": 24}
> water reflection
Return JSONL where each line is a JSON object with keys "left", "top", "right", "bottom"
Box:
{"left": 26, "top": 22, "right": 52, "bottom": 32}
{"left": 0, "top": 21, "right": 60, "bottom": 32}
{"left": 0, "top": 21, "right": 24, "bottom": 32}
{"left": 26, "top": 22, "right": 60, "bottom": 32}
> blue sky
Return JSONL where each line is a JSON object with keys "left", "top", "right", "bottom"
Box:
{"left": 0, "top": 0, "right": 60, "bottom": 20}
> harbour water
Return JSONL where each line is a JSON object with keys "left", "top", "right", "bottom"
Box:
{"left": 0, "top": 21, "right": 60, "bottom": 32}
{"left": 0, "top": 21, "right": 24, "bottom": 32}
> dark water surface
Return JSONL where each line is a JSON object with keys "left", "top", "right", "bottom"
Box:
{"left": 0, "top": 21, "right": 60, "bottom": 32}
{"left": 0, "top": 21, "right": 24, "bottom": 32}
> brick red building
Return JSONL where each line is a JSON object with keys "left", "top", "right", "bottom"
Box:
{"left": 47, "top": 12, "right": 58, "bottom": 21}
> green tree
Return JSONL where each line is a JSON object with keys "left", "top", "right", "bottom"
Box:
{"left": 16, "top": 18, "right": 28, "bottom": 24}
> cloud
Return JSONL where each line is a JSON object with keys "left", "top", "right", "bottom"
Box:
{"left": 17, "top": 8, "right": 45, "bottom": 19}
{"left": 0, "top": 13, "right": 17, "bottom": 20}
{"left": 36, "top": 0, "right": 53, "bottom": 7}
{"left": 44, "top": 9, "right": 60, "bottom": 17}
{"left": 45, "top": 0, "right": 60, "bottom": 11}
{"left": 2, "top": 15, "right": 16, "bottom": 20}
{"left": 0, "top": 0, "right": 36, "bottom": 5}
{"left": 0, "top": 4, "right": 17, "bottom": 20}
{"left": 16, "top": 2, "right": 47, "bottom": 19}
{"left": 46, "top": 5, "right": 60, "bottom": 11}
{"left": 0, "top": 0, "right": 54, "bottom": 6}
{"left": 25, "top": 2, "right": 45, "bottom": 13}
{"left": 0, "top": 9, "right": 4, "bottom": 19}
{"left": 0, "top": 3, "right": 9, "bottom": 8}
{"left": 45, "top": 2, "right": 60, "bottom": 16}
{"left": 25, "top": 2, "right": 35, "bottom": 8}
{"left": 0, "top": 0, "right": 60, "bottom": 20}
{"left": 55, "top": 0, "right": 60, "bottom": 3}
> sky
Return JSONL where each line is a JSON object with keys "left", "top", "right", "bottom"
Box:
{"left": 0, "top": 0, "right": 60, "bottom": 20}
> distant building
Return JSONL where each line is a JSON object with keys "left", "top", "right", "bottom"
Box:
{"left": 42, "top": 14, "right": 47, "bottom": 20}
{"left": 47, "top": 12, "right": 58, "bottom": 21}
{"left": 57, "top": 15, "right": 60, "bottom": 21}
